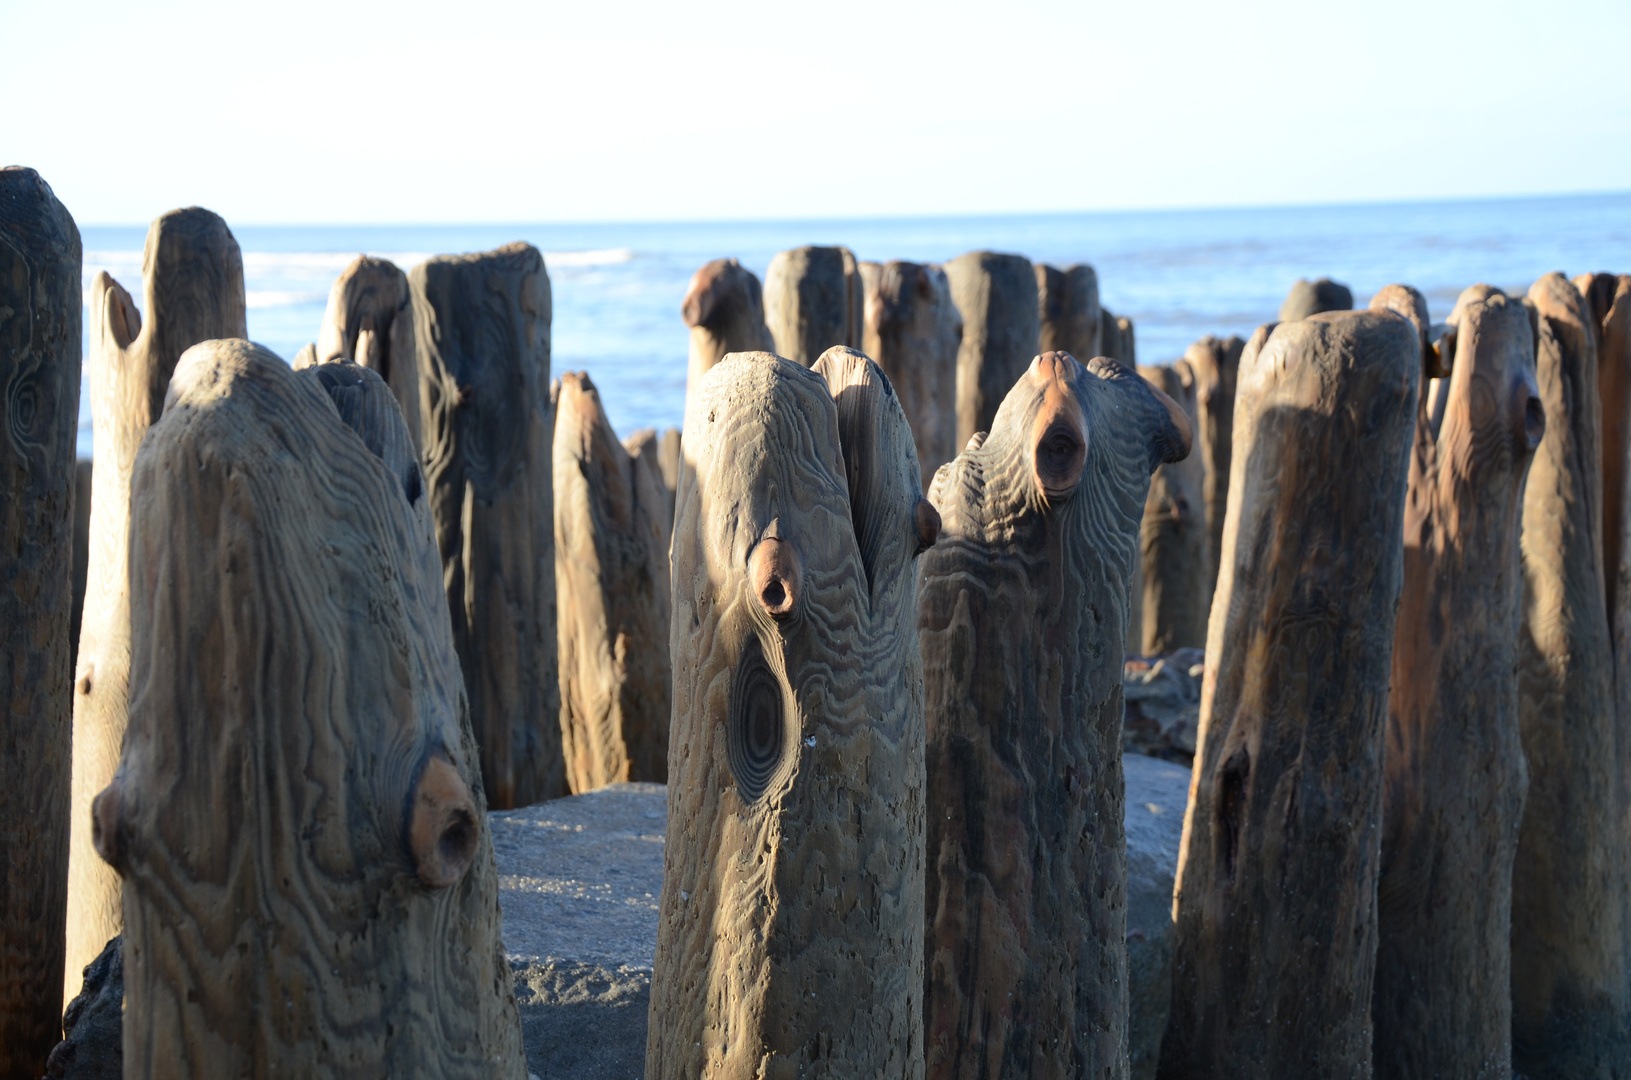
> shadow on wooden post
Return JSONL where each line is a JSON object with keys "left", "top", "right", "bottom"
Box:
{"left": 1100, "top": 308, "right": 1136, "bottom": 365}
{"left": 1158, "top": 309, "right": 1417, "bottom": 1079}
{"left": 94, "top": 344, "right": 525, "bottom": 1078}
{"left": 921, "top": 351, "right": 1190, "bottom": 1080}
{"left": 65, "top": 206, "right": 246, "bottom": 1006}
{"left": 1136, "top": 362, "right": 1207, "bottom": 654}
{"left": 861, "top": 259, "right": 963, "bottom": 490}
{"left": 647, "top": 347, "right": 934, "bottom": 1080}
{"left": 1578, "top": 271, "right": 1631, "bottom": 638}
{"left": 1183, "top": 334, "right": 1245, "bottom": 608}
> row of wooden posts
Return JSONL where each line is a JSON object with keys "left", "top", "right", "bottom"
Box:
{"left": 3, "top": 162, "right": 1630, "bottom": 1078}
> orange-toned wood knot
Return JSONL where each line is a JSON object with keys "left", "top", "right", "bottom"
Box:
{"left": 1028, "top": 352, "right": 1090, "bottom": 500}
{"left": 915, "top": 498, "right": 941, "bottom": 553}
{"left": 409, "top": 755, "right": 478, "bottom": 889}
{"left": 748, "top": 534, "right": 801, "bottom": 618}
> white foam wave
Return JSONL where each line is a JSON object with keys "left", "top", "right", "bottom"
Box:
{"left": 246, "top": 290, "right": 329, "bottom": 309}
{"left": 544, "top": 248, "right": 634, "bottom": 267}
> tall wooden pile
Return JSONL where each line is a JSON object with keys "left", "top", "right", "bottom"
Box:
{"left": 1136, "top": 362, "right": 1207, "bottom": 654}
{"left": 861, "top": 259, "right": 963, "bottom": 488}
{"left": 945, "top": 250, "right": 1040, "bottom": 447}
{"left": 763, "top": 246, "right": 863, "bottom": 365}
{"left": 1036, "top": 263, "right": 1101, "bottom": 360}
{"left": 1184, "top": 334, "right": 1246, "bottom": 604}
{"left": 310, "top": 255, "right": 421, "bottom": 450}
{"left": 682, "top": 257, "right": 774, "bottom": 400}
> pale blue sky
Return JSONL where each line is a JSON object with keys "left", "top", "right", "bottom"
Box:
{"left": 5, "top": 0, "right": 1628, "bottom": 224}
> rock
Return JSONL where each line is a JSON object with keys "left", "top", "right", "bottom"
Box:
{"left": 1124, "top": 756, "right": 1192, "bottom": 1080}
{"left": 1123, "top": 649, "right": 1205, "bottom": 766}
{"left": 43, "top": 938, "right": 122, "bottom": 1080}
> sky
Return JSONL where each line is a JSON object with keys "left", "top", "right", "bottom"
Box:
{"left": 5, "top": 0, "right": 1629, "bottom": 225}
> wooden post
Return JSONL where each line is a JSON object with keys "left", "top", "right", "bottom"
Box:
{"left": 411, "top": 243, "right": 563, "bottom": 809}
{"left": 70, "top": 459, "right": 92, "bottom": 645}
{"left": 945, "top": 251, "right": 1040, "bottom": 448}
{"left": 1372, "top": 285, "right": 1541, "bottom": 1079}
{"left": 1100, "top": 307, "right": 1136, "bottom": 365}
{"left": 647, "top": 346, "right": 936, "bottom": 1080}
{"left": 1159, "top": 310, "right": 1417, "bottom": 1079}
{"left": 313, "top": 255, "right": 421, "bottom": 452}
{"left": 1136, "top": 362, "right": 1208, "bottom": 653}
{"left": 861, "top": 259, "right": 963, "bottom": 489}
{"left": 682, "top": 258, "right": 774, "bottom": 399}
{"left": 1577, "top": 272, "right": 1631, "bottom": 634}
{"left": 553, "top": 372, "right": 672, "bottom": 792}
{"left": 1037, "top": 263, "right": 1101, "bottom": 360}
{"left": 94, "top": 343, "right": 524, "bottom": 1078}
{"left": 763, "top": 246, "right": 863, "bottom": 366}
{"left": 0, "top": 166, "right": 80, "bottom": 1080}
{"left": 624, "top": 426, "right": 677, "bottom": 552}
{"left": 921, "top": 351, "right": 1191, "bottom": 1080}
{"left": 1184, "top": 334, "right": 1245, "bottom": 606}
{"left": 65, "top": 206, "right": 246, "bottom": 1004}
{"left": 1278, "top": 277, "right": 1353, "bottom": 322}
{"left": 1511, "top": 272, "right": 1631, "bottom": 1076}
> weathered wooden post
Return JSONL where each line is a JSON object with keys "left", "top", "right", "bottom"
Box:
{"left": 624, "top": 426, "right": 677, "bottom": 550}
{"left": 1184, "top": 334, "right": 1245, "bottom": 604}
{"left": 412, "top": 242, "right": 563, "bottom": 809}
{"left": 1036, "top": 263, "right": 1101, "bottom": 360}
{"left": 0, "top": 166, "right": 80, "bottom": 1080}
{"left": 92, "top": 343, "right": 524, "bottom": 1078}
{"left": 763, "top": 245, "right": 863, "bottom": 366}
{"left": 1577, "top": 272, "right": 1631, "bottom": 631}
{"left": 1279, "top": 276, "right": 1353, "bottom": 322}
{"left": 922, "top": 351, "right": 1191, "bottom": 1080}
{"left": 1100, "top": 308, "right": 1136, "bottom": 365}
{"left": 945, "top": 250, "right": 1040, "bottom": 447}
{"left": 553, "top": 372, "right": 672, "bottom": 791}
{"left": 647, "top": 346, "right": 937, "bottom": 1080}
{"left": 1158, "top": 309, "right": 1417, "bottom": 1079}
{"left": 313, "top": 255, "right": 421, "bottom": 451}
{"left": 65, "top": 206, "right": 246, "bottom": 1002}
{"left": 861, "top": 259, "right": 963, "bottom": 488}
{"left": 70, "top": 460, "right": 92, "bottom": 645}
{"left": 1511, "top": 272, "right": 1631, "bottom": 1076}
{"left": 1372, "top": 285, "right": 1541, "bottom": 1079}
{"left": 682, "top": 258, "right": 774, "bottom": 399}
{"left": 1136, "top": 361, "right": 1208, "bottom": 653}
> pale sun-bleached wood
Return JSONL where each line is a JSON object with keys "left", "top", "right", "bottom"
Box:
{"left": 763, "top": 246, "right": 864, "bottom": 366}
{"left": 313, "top": 255, "right": 422, "bottom": 452}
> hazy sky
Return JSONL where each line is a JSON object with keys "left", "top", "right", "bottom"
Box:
{"left": 6, "top": 0, "right": 1628, "bottom": 224}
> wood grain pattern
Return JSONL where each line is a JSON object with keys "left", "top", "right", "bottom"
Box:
{"left": 945, "top": 251, "right": 1040, "bottom": 448}
{"left": 921, "top": 351, "right": 1190, "bottom": 1080}
{"left": 763, "top": 246, "right": 863, "bottom": 366}
{"left": 65, "top": 206, "right": 246, "bottom": 1005}
{"left": 1577, "top": 272, "right": 1631, "bottom": 639}
{"left": 1159, "top": 310, "right": 1417, "bottom": 1080}
{"left": 1136, "top": 362, "right": 1207, "bottom": 653}
{"left": 1372, "top": 285, "right": 1541, "bottom": 1079}
{"left": 96, "top": 344, "right": 524, "bottom": 1078}
{"left": 0, "top": 165, "right": 80, "bottom": 1080}
{"left": 625, "top": 425, "right": 677, "bottom": 553}
{"left": 70, "top": 459, "right": 91, "bottom": 646}
{"left": 1036, "top": 263, "right": 1101, "bottom": 361}
{"left": 314, "top": 255, "right": 422, "bottom": 452}
{"left": 683, "top": 259, "right": 775, "bottom": 404}
{"left": 554, "top": 372, "right": 671, "bottom": 791}
{"left": 862, "top": 260, "right": 963, "bottom": 489}
{"left": 412, "top": 242, "right": 563, "bottom": 809}
{"left": 1100, "top": 308, "right": 1136, "bottom": 365}
{"left": 1511, "top": 272, "right": 1631, "bottom": 1077}
{"left": 648, "top": 346, "right": 934, "bottom": 1080}
{"left": 1184, "top": 334, "right": 1245, "bottom": 607}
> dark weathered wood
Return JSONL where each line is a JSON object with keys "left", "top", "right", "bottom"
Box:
{"left": 624, "top": 426, "right": 676, "bottom": 552}
{"left": 1279, "top": 276, "right": 1353, "bottom": 322}
{"left": 314, "top": 255, "right": 421, "bottom": 452}
{"left": 1511, "top": 272, "right": 1631, "bottom": 1076}
{"left": 93, "top": 343, "right": 523, "bottom": 1077}
{"left": 682, "top": 258, "right": 774, "bottom": 400}
{"left": 1036, "top": 263, "right": 1101, "bottom": 361}
{"left": 1372, "top": 285, "right": 1541, "bottom": 1080}
{"left": 412, "top": 242, "right": 563, "bottom": 809}
{"left": 71, "top": 459, "right": 92, "bottom": 645}
{"left": 862, "top": 259, "right": 963, "bottom": 489}
{"left": 554, "top": 373, "right": 671, "bottom": 791}
{"left": 648, "top": 346, "right": 935, "bottom": 1080}
{"left": 763, "top": 245, "right": 863, "bottom": 366}
{"left": 1183, "top": 334, "right": 1245, "bottom": 606}
{"left": 1100, "top": 307, "right": 1136, "bottom": 365}
{"left": 65, "top": 206, "right": 246, "bottom": 1004}
{"left": 945, "top": 251, "right": 1040, "bottom": 448}
{"left": 1578, "top": 272, "right": 1631, "bottom": 636}
{"left": 922, "top": 351, "right": 1190, "bottom": 1080}
{"left": 1136, "top": 362, "right": 1208, "bottom": 653}
{"left": 0, "top": 165, "right": 80, "bottom": 1080}
{"left": 1159, "top": 310, "right": 1417, "bottom": 1080}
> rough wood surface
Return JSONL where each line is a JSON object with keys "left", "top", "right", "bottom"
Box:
{"left": 94, "top": 343, "right": 525, "bottom": 1078}
{"left": 1036, "top": 263, "right": 1101, "bottom": 361}
{"left": 1511, "top": 272, "right": 1631, "bottom": 1077}
{"left": 412, "top": 242, "right": 563, "bottom": 809}
{"left": 1184, "top": 334, "right": 1245, "bottom": 606}
{"left": 1372, "top": 285, "right": 1541, "bottom": 1079}
{"left": 862, "top": 260, "right": 963, "bottom": 489}
{"left": 70, "top": 459, "right": 91, "bottom": 645}
{"left": 921, "top": 351, "right": 1190, "bottom": 1080}
{"left": 1136, "top": 362, "right": 1208, "bottom": 653}
{"left": 1578, "top": 272, "right": 1631, "bottom": 637}
{"left": 763, "top": 246, "right": 863, "bottom": 366}
{"left": 0, "top": 166, "right": 80, "bottom": 1080}
{"left": 624, "top": 426, "right": 677, "bottom": 553}
{"left": 553, "top": 373, "right": 671, "bottom": 792}
{"left": 1159, "top": 310, "right": 1417, "bottom": 1080}
{"left": 314, "top": 254, "right": 422, "bottom": 451}
{"left": 945, "top": 251, "right": 1040, "bottom": 447}
{"left": 1279, "top": 277, "right": 1353, "bottom": 322}
{"left": 648, "top": 346, "right": 936, "bottom": 1080}
{"left": 64, "top": 205, "right": 246, "bottom": 1005}
{"left": 1100, "top": 308, "right": 1136, "bottom": 365}
{"left": 683, "top": 258, "right": 774, "bottom": 402}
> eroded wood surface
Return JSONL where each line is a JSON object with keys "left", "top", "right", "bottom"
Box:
{"left": 862, "top": 260, "right": 963, "bottom": 489}
{"left": 1136, "top": 362, "right": 1207, "bottom": 653}
{"left": 1578, "top": 272, "right": 1631, "bottom": 639}
{"left": 945, "top": 251, "right": 1040, "bottom": 448}
{"left": 1184, "top": 334, "right": 1245, "bottom": 605}
{"left": 1036, "top": 263, "right": 1101, "bottom": 361}
{"left": 922, "top": 351, "right": 1190, "bottom": 1080}
{"left": 314, "top": 255, "right": 422, "bottom": 451}
{"left": 764, "top": 246, "right": 863, "bottom": 366}
{"left": 683, "top": 258, "right": 774, "bottom": 403}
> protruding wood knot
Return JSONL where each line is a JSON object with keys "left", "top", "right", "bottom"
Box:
{"left": 1027, "top": 353, "right": 1090, "bottom": 501}
{"left": 748, "top": 534, "right": 801, "bottom": 619}
{"left": 409, "top": 756, "right": 479, "bottom": 889}
{"left": 90, "top": 778, "right": 125, "bottom": 874}
{"left": 1515, "top": 376, "right": 1545, "bottom": 452}
{"left": 914, "top": 498, "right": 941, "bottom": 554}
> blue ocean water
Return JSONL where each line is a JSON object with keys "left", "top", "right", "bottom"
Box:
{"left": 76, "top": 193, "right": 1631, "bottom": 456}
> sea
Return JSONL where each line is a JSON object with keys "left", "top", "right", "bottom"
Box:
{"left": 75, "top": 193, "right": 1631, "bottom": 458}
